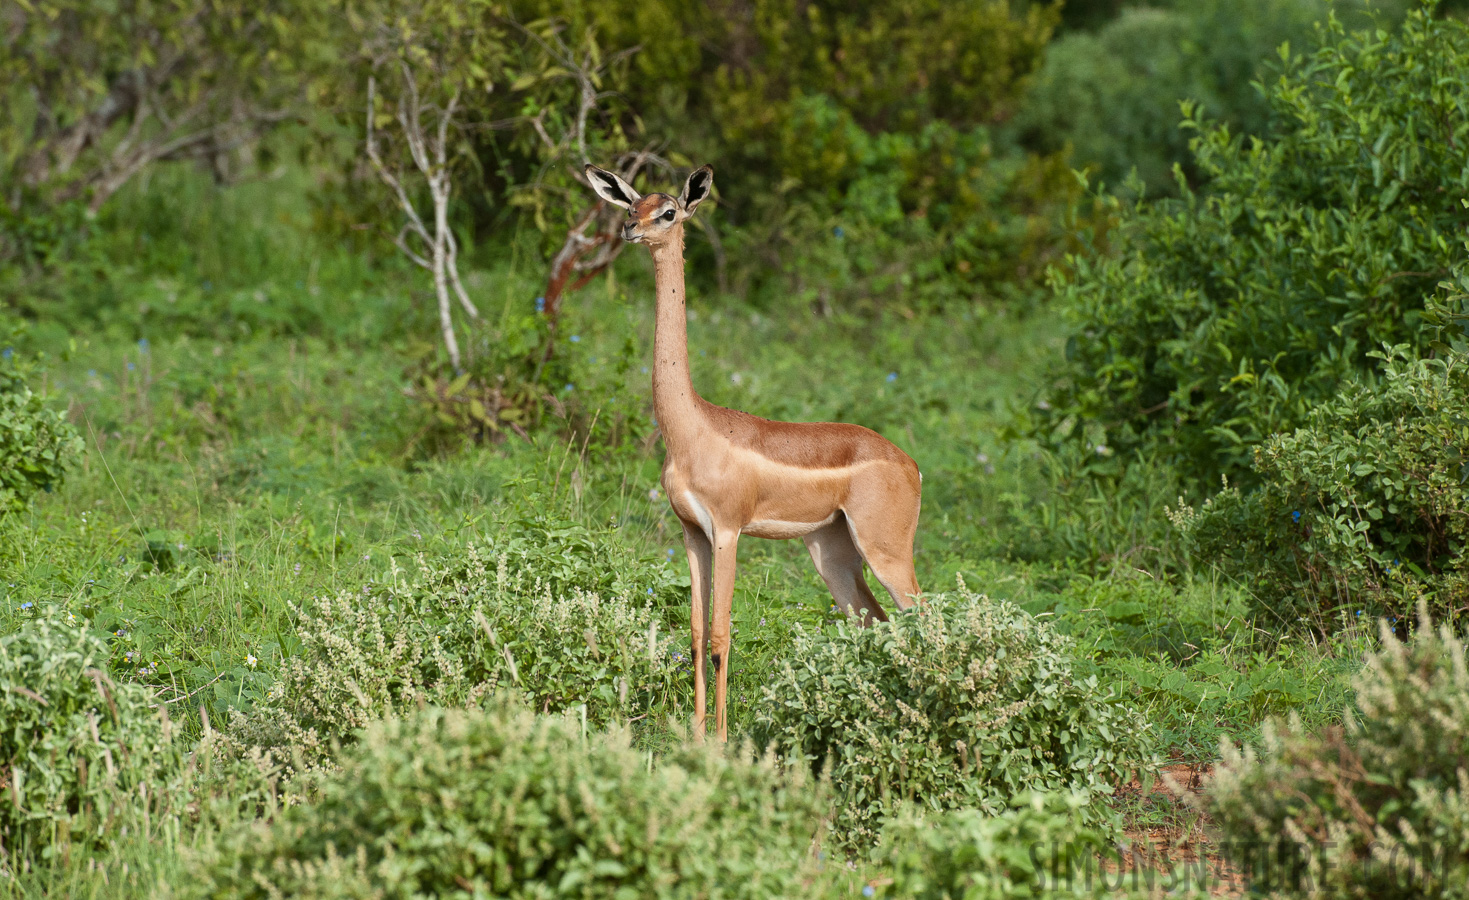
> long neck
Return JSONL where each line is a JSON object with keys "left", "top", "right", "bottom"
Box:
{"left": 648, "top": 229, "right": 702, "bottom": 449}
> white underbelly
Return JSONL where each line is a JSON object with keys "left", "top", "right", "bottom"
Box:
{"left": 741, "top": 513, "right": 837, "bottom": 540}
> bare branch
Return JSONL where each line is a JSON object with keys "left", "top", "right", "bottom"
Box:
{"left": 365, "top": 64, "right": 473, "bottom": 371}
{"left": 445, "top": 227, "right": 480, "bottom": 319}
{"left": 392, "top": 225, "right": 433, "bottom": 270}
{"left": 366, "top": 75, "right": 435, "bottom": 254}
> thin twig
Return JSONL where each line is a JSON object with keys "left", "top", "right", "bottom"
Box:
{"left": 150, "top": 671, "right": 227, "bottom": 709}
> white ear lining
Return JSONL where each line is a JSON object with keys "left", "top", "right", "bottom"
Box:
{"left": 679, "top": 165, "right": 714, "bottom": 211}
{"left": 585, "top": 165, "right": 641, "bottom": 210}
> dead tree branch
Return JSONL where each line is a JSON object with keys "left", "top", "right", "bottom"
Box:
{"left": 365, "top": 70, "right": 480, "bottom": 372}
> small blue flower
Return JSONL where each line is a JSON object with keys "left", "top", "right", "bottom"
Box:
{"left": 569, "top": 334, "right": 581, "bottom": 343}
{"left": 535, "top": 296, "right": 546, "bottom": 313}
{"left": 138, "top": 338, "right": 149, "bottom": 353}
{"left": 87, "top": 369, "right": 98, "bottom": 377}
{"left": 886, "top": 372, "right": 897, "bottom": 383}
{"left": 589, "top": 356, "right": 597, "bottom": 364}
{"left": 1292, "top": 510, "right": 1301, "bottom": 523}
{"left": 833, "top": 226, "right": 845, "bottom": 239}
{"left": 641, "top": 367, "right": 649, "bottom": 375}
{"left": 19, "top": 602, "right": 33, "bottom": 610}
{"left": 666, "top": 548, "right": 675, "bottom": 558}
{"left": 127, "top": 361, "right": 136, "bottom": 371}
{"left": 564, "top": 383, "right": 574, "bottom": 392}
{"left": 1356, "top": 610, "right": 1363, "bottom": 617}
{"left": 863, "top": 887, "right": 875, "bottom": 898}
{"left": 1, "top": 348, "right": 11, "bottom": 360}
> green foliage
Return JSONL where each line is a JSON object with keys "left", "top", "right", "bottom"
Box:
{"left": 225, "top": 530, "right": 686, "bottom": 777}
{"left": 498, "top": 0, "right": 1071, "bottom": 309}
{"left": 0, "top": 616, "right": 179, "bottom": 864}
{"left": 200, "top": 703, "right": 828, "bottom": 899}
{"left": 1036, "top": 4, "right": 1469, "bottom": 493}
{"left": 0, "top": 0, "right": 332, "bottom": 218}
{"left": 1020, "top": 573, "right": 1361, "bottom": 761}
{"left": 524, "top": 0, "right": 1056, "bottom": 140}
{"left": 1208, "top": 611, "right": 1469, "bottom": 898}
{"left": 1014, "top": 0, "right": 1410, "bottom": 197}
{"left": 706, "top": 0, "right": 1056, "bottom": 135}
{"left": 1180, "top": 340, "right": 1469, "bottom": 629}
{"left": 720, "top": 94, "right": 1088, "bottom": 311}
{"left": 874, "top": 792, "right": 1108, "bottom": 900}
{"left": 752, "top": 588, "right": 1151, "bottom": 847}
{"left": 705, "top": 0, "right": 1072, "bottom": 309}
{"left": 0, "top": 318, "right": 83, "bottom": 514}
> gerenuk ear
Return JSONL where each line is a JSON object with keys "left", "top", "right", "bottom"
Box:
{"left": 584, "top": 164, "right": 642, "bottom": 210}
{"left": 679, "top": 164, "right": 714, "bottom": 214}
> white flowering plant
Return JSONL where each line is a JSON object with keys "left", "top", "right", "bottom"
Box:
{"left": 1208, "top": 607, "right": 1469, "bottom": 898}
{"left": 0, "top": 617, "right": 180, "bottom": 862}
{"left": 226, "top": 538, "right": 685, "bottom": 779}
{"left": 751, "top": 586, "right": 1152, "bottom": 847}
{"left": 201, "top": 702, "right": 831, "bottom": 899}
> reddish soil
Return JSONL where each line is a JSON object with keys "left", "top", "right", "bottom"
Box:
{"left": 1105, "top": 764, "right": 1246, "bottom": 898}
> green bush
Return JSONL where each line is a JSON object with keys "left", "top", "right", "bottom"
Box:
{"left": 0, "top": 318, "right": 83, "bottom": 514}
{"left": 201, "top": 703, "right": 829, "bottom": 899}
{"left": 751, "top": 587, "right": 1151, "bottom": 847}
{"left": 1208, "top": 610, "right": 1469, "bottom": 898}
{"left": 226, "top": 532, "right": 686, "bottom": 777}
{"left": 1015, "top": 6, "right": 1200, "bottom": 198}
{"left": 1035, "top": 3, "right": 1469, "bottom": 493}
{"left": 1015, "top": 0, "right": 1402, "bottom": 197}
{"left": 493, "top": 0, "right": 1073, "bottom": 310}
{"left": 1180, "top": 341, "right": 1469, "bottom": 629}
{"left": 0, "top": 616, "right": 179, "bottom": 864}
{"left": 722, "top": 94, "right": 1086, "bottom": 312}
{"left": 874, "top": 792, "right": 1108, "bottom": 900}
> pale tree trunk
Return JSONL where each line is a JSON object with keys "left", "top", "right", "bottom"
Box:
{"left": 365, "top": 72, "right": 478, "bottom": 371}
{"left": 429, "top": 171, "right": 462, "bottom": 370}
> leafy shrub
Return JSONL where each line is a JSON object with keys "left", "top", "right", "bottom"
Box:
{"left": 490, "top": 0, "right": 1072, "bottom": 310}
{"left": 0, "top": 318, "right": 83, "bottom": 514}
{"left": 874, "top": 792, "right": 1108, "bottom": 900}
{"left": 0, "top": 617, "right": 179, "bottom": 864}
{"left": 752, "top": 587, "right": 1151, "bottom": 847}
{"left": 201, "top": 703, "right": 829, "bottom": 899}
{"left": 1180, "top": 342, "right": 1469, "bottom": 629}
{"left": 725, "top": 94, "right": 1088, "bottom": 312}
{"left": 1208, "top": 610, "right": 1469, "bottom": 898}
{"left": 1014, "top": 6, "right": 1200, "bottom": 197}
{"left": 226, "top": 534, "right": 685, "bottom": 777}
{"left": 1014, "top": 0, "right": 1400, "bottom": 197}
{"left": 1035, "top": 4, "right": 1469, "bottom": 493}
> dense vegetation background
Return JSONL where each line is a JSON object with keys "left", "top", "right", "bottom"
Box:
{"left": 3, "top": 0, "right": 1469, "bottom": 897}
